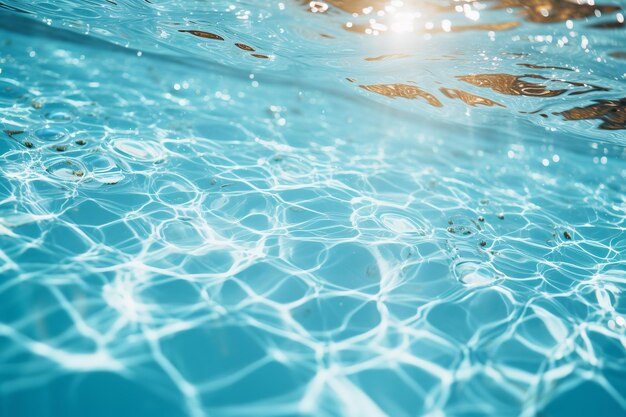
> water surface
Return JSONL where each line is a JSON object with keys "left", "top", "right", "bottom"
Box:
{"left": 1, "top": 1, "right": 626, "bottom": 416}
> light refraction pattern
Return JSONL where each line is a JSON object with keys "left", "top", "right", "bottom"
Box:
{"left": 1, "top": 1, "right": 626, "bottom": 416}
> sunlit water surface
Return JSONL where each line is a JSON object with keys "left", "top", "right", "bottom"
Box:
{"left": 1, "top": 1, "right": 626, "bottom": 416}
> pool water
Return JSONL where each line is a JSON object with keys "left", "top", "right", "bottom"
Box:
{"left": 1, "top": 1, "right": 625, "bottom": 416}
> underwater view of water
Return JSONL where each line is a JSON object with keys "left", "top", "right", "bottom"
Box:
{"left": 1, "top": 1, "right": 626, "bottom": 416}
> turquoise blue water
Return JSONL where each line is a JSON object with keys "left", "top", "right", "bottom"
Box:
{"left": 1, "top": 1, "right": 626, "bottom": 416}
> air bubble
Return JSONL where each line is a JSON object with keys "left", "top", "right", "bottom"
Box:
{"left": 381, "top": 214, "right": 424, "bottom": 234}
{"left": 110, "top": 138, "right": 165, "bottom": 162}
{"left": 453, "top": 260, "right": 499, "bottom": 286}
{"left": 160, "top": 219, "right": 207, "bottom": 250}
{"left": 82, "top": 153, "right": 125, "bottom": 185}
{"left": 34, "top": 125, "right": 66, "bottom": 141}
{"left": 44, "top": 158, "right": 87, "bottom": 181}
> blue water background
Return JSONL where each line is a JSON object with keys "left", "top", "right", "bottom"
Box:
{"left": 1, "top": 1, "right": 626, "bottom": 416}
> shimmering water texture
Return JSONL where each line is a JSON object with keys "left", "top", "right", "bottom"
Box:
{"left": 1, "top": 1, "right": 626, "bottom": 417}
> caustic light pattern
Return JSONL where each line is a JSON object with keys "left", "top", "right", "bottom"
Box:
{"left": 0, "top": 1, "right": 626, "bottom": 417}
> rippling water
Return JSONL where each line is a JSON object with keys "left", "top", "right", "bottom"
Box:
{"left": 1, "top": 1, "right": 626, "bottom": 416}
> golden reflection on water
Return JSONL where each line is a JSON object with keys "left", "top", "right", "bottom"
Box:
{"left": 235, "top": 43, "right": 256, "bottom": 52}
{"left": 609, "top": 51, "right": 626, "bottom": 60}
{"left": 305, "top": 0, "right": 622, "bottom": 37}
{"left": 178, "top": 29, "right": 224, "bottom": 40}
{"left": 364, "top": 54, "right": 410, "bottom": 61}
{"left": 173, "top": 0, "right": 626, "bottom": 131}
{"left": 297, "top": 1, "right": 625, "bottom": 130}
{"left": 179, "top": 30, "right": 271, "bottom": 59}
{"left": 558, "top": 99, "right": 626, "bottom": 130}
{"left": 457, "top": 74, "right": 568, "bottom": 97}
{"left": 492, "top": 0, "right": 620, "bottom": 23}
{"left": 445, "top": 20, "right": 520, "bottom": 32}
{"left": 439, "top": 88, "right": 505, "bottom": 107}
{"left": 358, "top": 83, "right": 443, "bottom": 106}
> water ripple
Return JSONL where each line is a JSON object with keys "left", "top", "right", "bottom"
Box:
{"left": 1, "top": 2, "right": 626, "bottom": 417}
